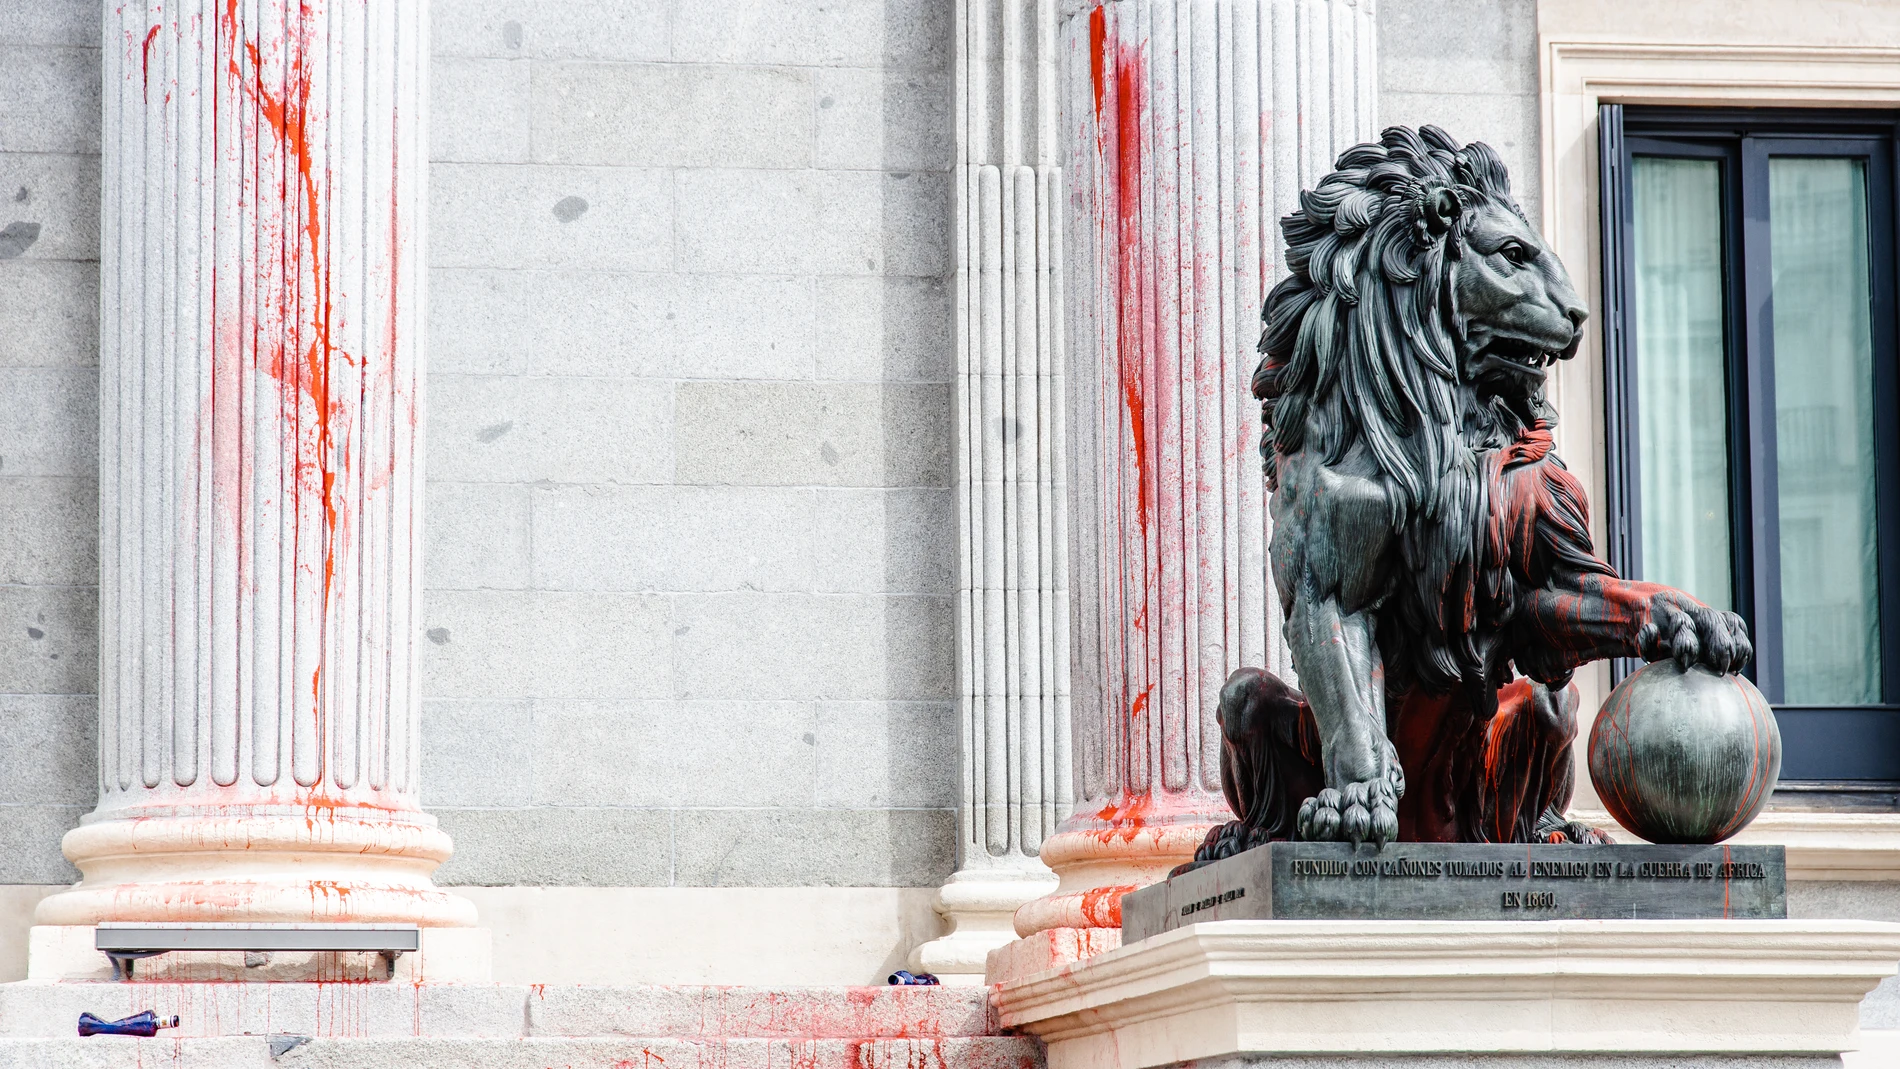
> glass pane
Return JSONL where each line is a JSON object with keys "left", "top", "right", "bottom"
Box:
{"left": 1632, "top": 157, "right": 1734, "bottom": 611}
{"left": 1769, "top": 157, "right": 1882, "bottom": 705}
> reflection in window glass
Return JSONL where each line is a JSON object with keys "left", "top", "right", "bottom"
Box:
{"left": 1632, "top": 157, "right": 1733, "bottom": 611}
{"left": 1769, "top": 157, "right": 1882, "bottom": 704}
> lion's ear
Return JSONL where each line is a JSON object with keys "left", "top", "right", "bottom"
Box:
{"left": 1422, "top": 186, "right": 1461, "bottom": 236}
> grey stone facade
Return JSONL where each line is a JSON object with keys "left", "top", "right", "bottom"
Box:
{"left": 420, "top": 0, "right": 957, "bottom": 888}
{"left": 0, "top": 0, "right": 101, "bottom": 885}
{"left": 1380, "top": 0, "right": 1541, "bottom": 225}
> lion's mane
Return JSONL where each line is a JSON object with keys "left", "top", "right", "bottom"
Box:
{"left": 1253, "top": 125, "right": 1603, "bottom": 694}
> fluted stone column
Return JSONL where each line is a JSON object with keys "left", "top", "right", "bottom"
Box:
{"left": 34, "top": 0, "right": 472, "bottom": 934}
{"left": 1006, "top": 0, "right": 1375, "bottom": 960}
{"left": 911, "top": 0, "right": 1075, "bottom": 983}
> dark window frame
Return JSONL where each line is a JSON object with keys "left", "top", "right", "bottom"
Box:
{"left": 1598, "top": 104, "right": 1900, "bottom": 787}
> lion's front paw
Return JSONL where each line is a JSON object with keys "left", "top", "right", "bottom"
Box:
{"left": 1297, "top": 778, "right": 1399, "bottom": 845}
{"left": 1638, "top": 597, "right": 1753, "bottom": 674}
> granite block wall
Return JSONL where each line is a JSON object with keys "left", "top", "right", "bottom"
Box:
{"left": 0, "top": 0, "right": 100, "bottom": 883}
{"left": 0, "top": 0, "right": 1542, "bottom": 890}
{"left": 418, "top": 0, "right": 960, "bottom": 887}
{"left": 1379, "top": 0, "right": 1541, "bottom": 225}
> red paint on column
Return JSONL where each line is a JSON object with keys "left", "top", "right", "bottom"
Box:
{"left": 142, "top": 23, "right": 162, "bottom": 99}
{"left": 214, "top": 0, "right": 360, "bottom": 768}
{"left": 1103, "top": 28, "right": 1161, "bottom": 799}
{"left": 1113, "top": 43, "right": 1152, "bottom": 551}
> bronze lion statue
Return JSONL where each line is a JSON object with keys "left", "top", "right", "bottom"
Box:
{"left": 1191, "top": 126, "right": 1753, "bottom": 861}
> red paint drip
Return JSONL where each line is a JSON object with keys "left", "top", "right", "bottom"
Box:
{"left": 142, "top": 23, "right": 162, "bottom": 99}
{"left": 1114, "top": 42, "right": 1152, "bottom": 549}
{"left": 1079, "top": 885, "right": 1134, "bottom": 927}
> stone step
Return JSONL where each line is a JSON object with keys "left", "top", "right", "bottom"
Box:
{"left": 0, "top": 982, "right": 1005, "bottom": 1040}
{"left": 526, "top": 984, "right": 1000, "bottom": 1038}
{"left": 0, "top": 981, "right": 526, "bottom": 1039}
{"left": 0, "top": 1035, "right": 1046, "bottom": 1069}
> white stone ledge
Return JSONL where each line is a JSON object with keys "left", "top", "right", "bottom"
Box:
{"left": 1572, "top": 809, "right": 1900, "bottom": 880}
{"left": 994, "top": 919, "right": 1900, "bottom": 1069}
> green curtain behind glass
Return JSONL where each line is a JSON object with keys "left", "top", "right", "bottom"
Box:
{"left": 1632, "top": 157, "right": 1734, "bottom": 612}
{"left": 1769, "top": 157, "right": 1882, "bottom": 705}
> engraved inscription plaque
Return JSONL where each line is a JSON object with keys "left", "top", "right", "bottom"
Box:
{"left": 1120, "top": 842, "right": 1786, "bottom": 943}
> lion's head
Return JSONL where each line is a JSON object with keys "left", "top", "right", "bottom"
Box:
{"left": 1254, "top": 125, "right": 1586, "bottom": 520}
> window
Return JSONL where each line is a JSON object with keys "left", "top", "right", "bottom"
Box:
{"left": 1599, "top": 106, "right": 1900, "bottom": 785}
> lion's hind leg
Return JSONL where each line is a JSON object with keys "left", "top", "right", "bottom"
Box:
{"left": 1476, "top": 679, "right": 1612, "bottom": 844}
{"left": 1178, "top": 668, "right": 1325, "bottom": 874}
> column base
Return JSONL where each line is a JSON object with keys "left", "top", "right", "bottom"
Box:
{"left": 984, "top": 926, "right": 1122, "bottom": 986}
{"left": 908, "top": 867, "right": 1057, "bottom": 984}
{"left": 26, "top": 925, "right": 491, "bottom": 982}
{"left": 33, "top": 812, "right": 477, "bottom": 929}
{"left": 1013, "top": 819, "right": 1216, "bottom": 937}
{"left": 994, "top": 919, "right": 1900, "bottom": 1069}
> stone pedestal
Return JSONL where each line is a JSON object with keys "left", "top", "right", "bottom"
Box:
{"left": 995, "top": 919, "right": 1900, "bottom": 1069}
{"left": 30, "top": 0, "right": 473, "bottom": 956}
{"left": 1013, "top": 0, "right": 1377, "bottom": 955}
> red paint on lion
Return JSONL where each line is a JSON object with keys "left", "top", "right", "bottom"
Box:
{"left": 1386, "top": 419, "right": 1725, "bottom": 842}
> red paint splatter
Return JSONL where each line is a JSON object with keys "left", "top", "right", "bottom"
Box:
{"left": 214, "top": 0, "right": 360, "bottom": 781}
{"left": 142, "top": 23, "right": 162, "bottom": 99}
{"left": 1079, "top": 885, "right": 1134, "bottom": 927}
{"left": 1084, "top": 789, "right": 1224, "bottom": 846}
{"left": 1093, "top": 14, "right": 1158, "bottom": 770}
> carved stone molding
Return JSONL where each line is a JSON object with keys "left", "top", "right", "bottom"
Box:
{"left": 995, "top": 919, "right": 1900, "bottom": 1067}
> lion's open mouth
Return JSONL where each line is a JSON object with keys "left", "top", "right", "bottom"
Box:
{"left": 1475, "top": 335, "right": 1560, "bottom": 378}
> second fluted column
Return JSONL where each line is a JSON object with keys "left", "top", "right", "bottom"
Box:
{"left": 1006, "top": 0, "right": 1377, "bottom": 969}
